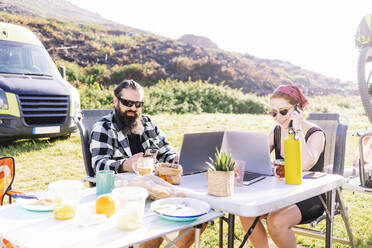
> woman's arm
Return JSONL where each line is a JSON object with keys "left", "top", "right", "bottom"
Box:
{"left": 297, "top": 130, "right": 325, "bottom": 171}
{"left": 290, "top": 109, "right": 325, "bottom": 171}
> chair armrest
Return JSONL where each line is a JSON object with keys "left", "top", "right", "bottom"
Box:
{"left": 82, "top": 176, "right": 96, "bottom": 183}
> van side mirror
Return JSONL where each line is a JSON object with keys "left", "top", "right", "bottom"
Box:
{"left": 58, "top": 65, "right": 66, "bottom": 79}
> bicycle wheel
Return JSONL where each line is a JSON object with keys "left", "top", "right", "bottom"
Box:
{"left": 357, "top": 46, "right": 372, "bottom": 124}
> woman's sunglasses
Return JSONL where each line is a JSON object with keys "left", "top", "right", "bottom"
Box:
{"left": 117, "top": 96, "right": 144, "bottom": 108}
{"left": 268, "top": 108, "right": 292, "bottom": 118}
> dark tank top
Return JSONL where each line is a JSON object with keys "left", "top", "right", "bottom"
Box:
{"left": 273, "top": 126, "right": 325, "bottom": 172}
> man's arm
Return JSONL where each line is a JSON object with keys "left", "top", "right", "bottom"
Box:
{"left": 90, "top": 121, "right": 126, "bottom": 173}
{"left": 147, "top": 118, "right": 177, "bottom": 163}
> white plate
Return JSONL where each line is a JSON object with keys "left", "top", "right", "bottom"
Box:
{"left": 17, "top": 198, "right": 53, "bottom": 212}
{"left": 151, "top": 197, "right": 210, "bottom": 222}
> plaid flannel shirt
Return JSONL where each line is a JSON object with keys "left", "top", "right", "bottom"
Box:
{"left": 90, "top": 111, "right": 176, "bottom": 173}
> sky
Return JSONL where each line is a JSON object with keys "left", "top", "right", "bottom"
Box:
{"left": 68, "top": 0, "right": 371, "bottom": 83}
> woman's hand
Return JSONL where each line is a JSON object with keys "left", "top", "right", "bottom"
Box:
{"left": 290, "top": 106, "right": 303, "bottom": 132}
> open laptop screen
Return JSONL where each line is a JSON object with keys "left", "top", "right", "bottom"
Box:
{"left": 221, "top": 131, "right": 273, "bottom": 176}
{"left": 179, "top": 131, "right": 225, "bottom": 175}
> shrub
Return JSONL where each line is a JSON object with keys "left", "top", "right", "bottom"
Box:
{"left": 82, "top": 64, "right": 110, "bottom": 85}
{"left": 62, "top": 61, "right": 84, "bottom": 82}
{"left": 101, "top": 35, "right": 137, "bottom": 47}
{"left": 110, "top": 64, "right": 144, "bottom": 84}
{"left": 143, "top": 79, "right": 266, "bottom": 115}
{"left": 108, "top": 62, "right": 166, "bottom": 86}
{"left": 78, "top": 82, "right": 113, "bottom": 109}
{"left": 77, "top": 78, "right": 266, "bottom": 115}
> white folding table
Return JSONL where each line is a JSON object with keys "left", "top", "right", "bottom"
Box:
{"left": 0, "top": 188, "right": 223, "bottom": 248}
{"left": 344, "top": 176, "right": 372, "bottom": 194}
{"left": 180, "top": 172, "right": 345, "bottom": 248}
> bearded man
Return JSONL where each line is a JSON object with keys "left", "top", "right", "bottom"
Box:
{"left": 90, "top": 80, "right": 205, "bottom": 248}
{"left": 90, "top": 79, "right": 178, "bottom": 173}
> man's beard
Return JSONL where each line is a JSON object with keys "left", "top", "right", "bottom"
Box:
{"left": 114, "top": 106, "right": 144, "bottom": 135}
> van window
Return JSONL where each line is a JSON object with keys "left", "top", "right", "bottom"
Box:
{"left": 0, "top": 40, "right": 58, "bottom": 76}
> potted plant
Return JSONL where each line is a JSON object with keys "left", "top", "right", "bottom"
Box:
{"left": 206, "top": 149, "right": 235, "bottom": 197}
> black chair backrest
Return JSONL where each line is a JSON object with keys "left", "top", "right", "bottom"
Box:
{"left": 307, "top": 113, "right": 348, "bottom": 175}
{"left": 74, "top": 109, "right": 112, "bottom": 187}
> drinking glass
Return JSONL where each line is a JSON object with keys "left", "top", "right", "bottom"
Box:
{"left": 96, "top": 170, "right": 115, "bottom": 196}
{"left": 234, "top": 160, "right": 246, "bottom": 185}
{"left": 132, "top": 157, "right": 154, "bottom": 176}
{"left": 112, "top": 187, "right": 148, "bottom": 230}
{"left": 273, "top": 159, "right": 285, "bottom": 179}
{"left": 49, "top": 180, "right": 83, "bottom": 220}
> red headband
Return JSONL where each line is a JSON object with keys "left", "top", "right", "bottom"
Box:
{"left": 273, "top": 85, "right": 309, "bottom": 109}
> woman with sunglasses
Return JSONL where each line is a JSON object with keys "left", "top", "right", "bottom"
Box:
{"left": 239, "top": 85, "right": 326, "bottom": 248}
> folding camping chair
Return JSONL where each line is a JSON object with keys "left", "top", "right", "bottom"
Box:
{"left": 0, "top": 157, "right": 40, "bottom": 248}
{"left": 0, "top": 157, "right": 15, "bottom": 205}
{"left": 355, "top": 130, "right": 372, "bottom": 188}
{"left": 0, "top": 157, "right": 39, "bottom": 205}
{"left": 292, "top": 113, "right": 355, "bottom": 247}
{"left": 73, "top": 109, "right": 113, "bottom": 187}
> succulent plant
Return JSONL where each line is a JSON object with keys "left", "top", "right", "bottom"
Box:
{"left": 206, "top": 149, "right": 235, "bottom": 171}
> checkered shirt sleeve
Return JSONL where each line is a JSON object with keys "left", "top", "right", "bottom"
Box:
{"left": 142, "top": 116, "right": 177, "bottom": 163}
{"left": 90, "top": 118, "right": 125, "bottom": 173}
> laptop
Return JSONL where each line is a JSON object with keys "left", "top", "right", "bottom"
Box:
{"left": 179, "top": 131, "right": 273, "bottom": 182}
{"left": 221, "top": 131, "right": 273, "bottom": 182}
{"left": 179, "top": 131, "right": 225, "bottom": 175}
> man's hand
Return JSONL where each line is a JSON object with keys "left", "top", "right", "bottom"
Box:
{"left": 122, "top": 152, "right": 144, "bottom": 172}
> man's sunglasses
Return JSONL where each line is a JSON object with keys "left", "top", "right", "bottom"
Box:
{"left": 117, "top": 97, "right": 144, "bottom": 108}
{"left": 268, "top": 108, "right": 292, "bottom": 118}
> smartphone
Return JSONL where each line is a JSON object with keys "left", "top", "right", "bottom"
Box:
{"left": 294, "top": 105, "right": 302, "bottom": 113}
{"left": 144, "top": 147, "right": 159, "bottom": 158}
{"left": 303, "top": 172, "right": 326, "bottom": 179}
{"left": 288, "top": 105, "right": 302, "bottom": 128}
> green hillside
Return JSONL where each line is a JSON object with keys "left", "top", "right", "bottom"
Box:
{"left": 0, "top": 9, "right": 356, "bottom": 96}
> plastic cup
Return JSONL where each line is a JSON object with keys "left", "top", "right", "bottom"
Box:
{"left": 132, "top": 157, "right": 154, "bottom": 176}
{"left": 112, "top": 186, "right": 148, "bottom": 230}
{"left": 96, "top": 170, "right": 115, "bottom": 196}
{"left": 49, "top": 180, "right": 83, "bottom": 220}
{"left": 234, "top": 160, "right": 246, "bottom": 185}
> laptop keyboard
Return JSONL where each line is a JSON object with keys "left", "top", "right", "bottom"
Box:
{"left": 244, "top": 172, "right": 264, "bottom": 181}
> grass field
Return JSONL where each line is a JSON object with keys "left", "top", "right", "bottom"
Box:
{"left": 1, "top": 95, "right": 372, "bottom": 247}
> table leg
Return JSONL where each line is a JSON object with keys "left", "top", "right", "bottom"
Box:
{"left": 336, "top": 188, "right": 356, "bottom": 248}
{"left": 219, "top": 217, "right": 224, "bottom": 248}
{"left": 194, "top": 224, "right": 202, "bottom": 248}
{"left": 228, "top": 214, "right": 235, "bottom": 248}
{"left": 325, "top": 189, "right": 335, "bottom": 248}
{"left": 163, "top": 227, "right": 193, "bottom": 248}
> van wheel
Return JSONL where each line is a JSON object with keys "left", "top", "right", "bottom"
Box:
{"left": 0, "top": 140, "right": 13, "bottom": 146}
{"left": 49, "top": 134, "right": 71, "bottom": 142}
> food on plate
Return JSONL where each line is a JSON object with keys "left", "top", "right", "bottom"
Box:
{"left": 128, "top": 174, "right": 185, "bottom": 200}
{"left": 96, "top": 195, "right": 115, "bottom": 218}
{"left": 155, "top": 163, "right": 183, "bottom": 185}
{"left": 153, "top": 203, "right": 198, "bottom": 216}
{"left": 29, "top": 198, "right": 53, "bottom": 206}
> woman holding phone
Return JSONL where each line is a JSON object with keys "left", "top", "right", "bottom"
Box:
{"left": 239, "top": 85, "right": 326, "bottom": 248}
